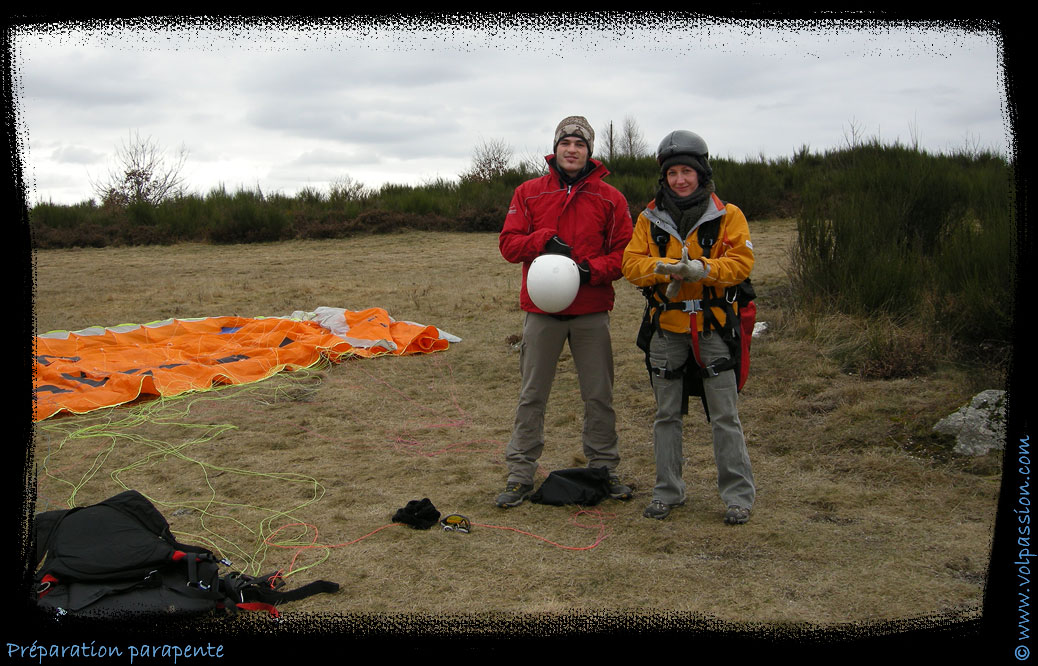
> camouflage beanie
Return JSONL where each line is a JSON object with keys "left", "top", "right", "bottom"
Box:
{"left": 553, "top": 116, "right": 595, "bottom": 156}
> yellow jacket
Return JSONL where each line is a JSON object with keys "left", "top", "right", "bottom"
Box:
{"left": 622, "top": 193, "right": 754, "bottom": 334}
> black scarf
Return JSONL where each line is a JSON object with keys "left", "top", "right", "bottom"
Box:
{"left": 550, "top": 157, "right": 594, "bottom": 187}
{"left": 655, "top": 180, "right": 716, "bottom": 241}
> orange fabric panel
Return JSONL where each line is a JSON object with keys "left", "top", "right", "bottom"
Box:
{"left": 340, "top": 308, "right": 451, "bottom": 356}
{"left": 33, "top": 309, "right": 452, "bottom": 421}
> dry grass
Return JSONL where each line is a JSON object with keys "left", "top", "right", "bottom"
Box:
{"left": 30, "top": 220, "right": 1000, "bottom": 632}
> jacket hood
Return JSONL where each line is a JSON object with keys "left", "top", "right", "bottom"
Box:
{"left": 643, "top": 193, "right": 726, "bottom": 244}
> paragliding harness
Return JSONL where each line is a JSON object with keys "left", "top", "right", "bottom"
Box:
{"left": 636, "top": 206, "right": 757, "bottom": 420}
{"left": 32, "top": 489, "right": 339, "bottom": 618}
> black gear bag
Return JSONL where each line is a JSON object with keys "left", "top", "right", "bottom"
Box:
{"left": 529, "top": 467, "right": 612, "bottom": 506}
{"left": 33, "top": 489, "right": 338, "bottom": 618}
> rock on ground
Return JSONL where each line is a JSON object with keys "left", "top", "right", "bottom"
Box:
{"left": 933, "top": 389, "right": 1007, "bottom": 456}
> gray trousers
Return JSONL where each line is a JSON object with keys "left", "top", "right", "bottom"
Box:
{"left": 648, "top": 328, "right": 755, "bottom": 508}
{"left": 505, "top": 312, "right": 620, "bottom": 485}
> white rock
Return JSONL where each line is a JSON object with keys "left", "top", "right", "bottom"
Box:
{"left": 933, "top": 389, "right": 1006, "bottom": 456}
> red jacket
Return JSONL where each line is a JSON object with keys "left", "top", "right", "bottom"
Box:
{"left": 499, "top": 157, "right": 633, "bottom": 315}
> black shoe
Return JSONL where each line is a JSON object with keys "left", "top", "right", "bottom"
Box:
{"left": 608, "top": 474, "right": 633, "bottom": 500}
{"left": 724, "top": 505, "right": 751, "bottom": 525}
{"left": 495, "top": 482, "right": 534, "bottom": 508}
{"left": 643, "top": 499, "right": 683, "bottom": 520}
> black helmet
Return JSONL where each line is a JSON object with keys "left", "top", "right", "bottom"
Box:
{"left": 656, "top": 130, "right": 709, "bottom": 165}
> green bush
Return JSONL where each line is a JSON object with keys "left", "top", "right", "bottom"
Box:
{"left": 791, "top": 140, "right": 1013, "bottom": 357}
{"left": 712, "top": 156, "right": 793, "bottom": 220}
{"left": 206, "top": 192, "right": 292, "bottom": 244}
{"left": 30, "top": 200, "right": 101, "bottom": 229}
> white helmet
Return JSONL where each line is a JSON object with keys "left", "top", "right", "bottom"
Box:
{"left": 527, "top": 254, "right": 580, "bottom": 313}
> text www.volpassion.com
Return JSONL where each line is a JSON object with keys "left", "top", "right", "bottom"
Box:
{"left": 1015, "top": 435, "right": 1033, "bottom": 660}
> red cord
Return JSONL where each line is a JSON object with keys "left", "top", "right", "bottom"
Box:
{"left": 264, "top": 506, "right": 615, "bottom": 576}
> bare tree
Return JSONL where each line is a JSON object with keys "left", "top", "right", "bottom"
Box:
{"left": 329, "top": 174, "right": 368, "bottom": 202}
{"left": 602, "top": 120, "right": 618, "bottom": 161}
{"left": 517, "top": 150, "right": 550, "bottom": 176}
{"left": 462, "top": 137, "right": 513, "bottom": 182}
{"left": 91, "top": 131, "right": 188, "bottom": 206}
{"left": 842, "top": 117, "right": 867, "bottom": 149}
{"left": 620, "top": 115, "right": 648, "bottom": 157}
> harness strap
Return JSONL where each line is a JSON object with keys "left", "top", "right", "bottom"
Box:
{"left": 234, "top": 601, "right": 280, "bottom": 618}
{"left": 639, "top": 203, "right": 752, "bottom": 419}
{"left": 690, "top": 312, "right": 703, "bottom": 368}
{"left": 658, "top": 298, "right": 703, "bottom": 314}
{"left": 650, "top": 365, "right": 684, "bottom": 381}
{"left": 36, "top": 574, "right": 59, "bottom": 598}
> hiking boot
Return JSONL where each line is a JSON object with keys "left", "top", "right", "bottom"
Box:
{"left": 643, "top": 499, "right": 683, "bottom": 520}
{"left": 495, "top": 482, "right": 534, "bottom": 508}
{"left": 724, "top": 505, "right": 751, "bottom": 525}
{"left": 608, "top": 474, "right": 633, "bottom": 501}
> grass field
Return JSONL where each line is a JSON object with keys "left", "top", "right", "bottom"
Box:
{"left": 30, "top": 219, "right": 1001, "bottom": 633}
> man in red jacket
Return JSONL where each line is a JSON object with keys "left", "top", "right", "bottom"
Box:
{"left": 496, "top": 115, "right": 634, "bottom": 508}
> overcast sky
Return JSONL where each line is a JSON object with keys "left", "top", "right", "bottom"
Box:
{"left": 11, "top": 15, "right": 1010, "bottom": 206}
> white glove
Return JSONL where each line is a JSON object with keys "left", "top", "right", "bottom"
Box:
{"left": 655, "top": 247, "right": 709, "bottom": 284}
{"left": 664, "top": 279, "right": 684, "bottom": 300}
{"left": 656, "top": 248, "right": 709, "bottom": 300}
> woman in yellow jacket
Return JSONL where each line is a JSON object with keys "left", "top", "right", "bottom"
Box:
{"left": 622, "top": 130, "right": 755, "bottom": 524}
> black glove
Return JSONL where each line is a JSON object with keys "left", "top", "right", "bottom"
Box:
{"left": 542, "top": 235, "right": 572, "bottom": 257}
{"left": 578, "top": 260, "right": 591, "bottom": 285}
{"left": 392, "top": 498, "right": 441, "bottom": 530}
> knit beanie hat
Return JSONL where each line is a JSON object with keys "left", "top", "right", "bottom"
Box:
{"left": 554, "top": 116, "right": 595, "bottom": 156}
{"left": 660, "top": 153, "right": 713, "bottom": 183}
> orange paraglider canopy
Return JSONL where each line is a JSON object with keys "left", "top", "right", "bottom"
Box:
{"left": 33, "top": 306, "right": 460, "bottom": 421}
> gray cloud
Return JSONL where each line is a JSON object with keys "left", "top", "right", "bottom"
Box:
{"left": 13, "top": 19, "right": 1007, "bottom": 205}
{"left": 50, "top": 144, "right": 106, "bottom": 164}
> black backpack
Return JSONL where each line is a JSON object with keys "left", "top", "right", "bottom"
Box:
{"left": 33, "top": 489, "right": 338, "bottom": 617}
{"left": 529, "top": 467, "right": 612, "bottom": 506}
